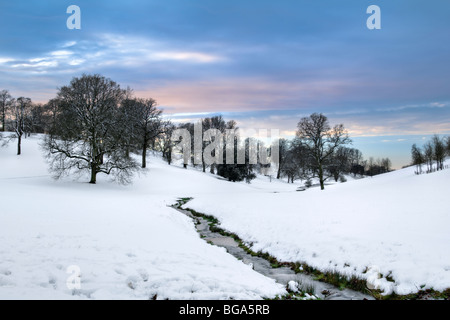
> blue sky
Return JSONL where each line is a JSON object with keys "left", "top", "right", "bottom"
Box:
{"left": 1, "top": 1, "right": 450, "bottom": 168}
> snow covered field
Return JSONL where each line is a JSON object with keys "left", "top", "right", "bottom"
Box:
{"left": 1, "top": 134, "right": 449, "bottom": 299}
{"left": 0, "top": 135, "right": 285, "bottom": 300}
{"left": 188, "top": 162, "right": 450, "bottom": 295}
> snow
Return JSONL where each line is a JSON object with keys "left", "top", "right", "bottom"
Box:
{"left": 0, "top": 135, "right": 285, "bottom": 300}
{"left": 2, "top": 134, "right": 449, "bottom": 298}
{"left": 287, "top": 280, "right": 299, "bottom": 293}
{"left": 186, "top": 161, "right": 450, "bottom": 295}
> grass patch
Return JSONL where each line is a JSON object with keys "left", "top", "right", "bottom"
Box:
{"left": 378, "top": 288, "right": 450, "bottom": 300}
{"left": 270, "top": 282, "right": 320, "bottom": 300}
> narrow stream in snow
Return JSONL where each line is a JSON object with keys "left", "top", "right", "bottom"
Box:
{"left": 174, "top": 206, "right": 374, "bottom": 300}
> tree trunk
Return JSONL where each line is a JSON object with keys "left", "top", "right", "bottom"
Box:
{"left": 17, "top": 134, "right": 22, "bottom": 155}
{"left": 142, "top": 144, "right": 147, "bottom": 168}
{"left": 1, "top": 111, "right": 5, "bottom": 132}
{"left": 276, "top": 150, "right": 283, "bottom": 179}
{"left": 89, "top": 163, "right": 97, "bottom": 184}
{"left": 318, "top": 164, "right": 325, "bottom": 190}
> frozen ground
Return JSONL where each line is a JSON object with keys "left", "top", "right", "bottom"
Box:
{"left": 1, "top": 134, "right": 449, "bottom": 298}
{"left": 188, "top": 161, "right": 450, "bottom": 295}
{"left": 0, "top": 135, "right": 285, "bottom": 300}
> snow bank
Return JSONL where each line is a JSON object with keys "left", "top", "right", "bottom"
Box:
{"left": 0, "top": 135, "right": 285, "bottom": 300}
{"left": 188, "top": 161, "right": 450, "bottom": 295}
{"left": 3, "top": 134, "right": 448, "bottom": 298}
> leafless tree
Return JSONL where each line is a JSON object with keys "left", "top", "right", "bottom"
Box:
{"left": 411, "top": 144, "right": 424, "bottom": 174}
{"left": 296, "top": 113, "right": 351, "bottom": 190}
{"left": 43, "top": 74, "right": 139, "bottom": 184}
{"left": 328, "top": 146, "right": 352, "bottom": 182}
{"left": 432, "top": 135, "right": 446, "bottom": 171}
{"left": 0, "top": 90, "right": 12, "bottom": 132}
{"left": 446, "top": 136, "right": 450, "bottom": 157}
{"left": 423, "top": 141, "right": 434, "bottom": 172}
{"left": 9, "top": 97, "right": 33, "bottom": 155}
{"left": 276, "top": 138, "right": 289, "bottom": 179}
{"left": 156, "top": 121, "right": 177, "bottom": 165}
{"left": 122, "top": 98, "right": 164, "bottom": 168}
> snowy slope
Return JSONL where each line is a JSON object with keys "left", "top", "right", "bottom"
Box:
{"left": 0, "top": 135, "right": 285, "bottom": 300}
{"left": 188, "top": 160, "right": 450, "bottom": 295}
{"left": 2, "top": 134, "right": 449, "bottom": 298}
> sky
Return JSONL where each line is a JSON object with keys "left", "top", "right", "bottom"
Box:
{"left": 1, "top": 0, "right": 450, "bottom": 168}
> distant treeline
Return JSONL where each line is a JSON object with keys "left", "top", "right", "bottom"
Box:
{"left": 411, "top": 136, "right": 450, "bottom": 174}
{"left": 1, "top": 74, "right": 393, "bottom": 189}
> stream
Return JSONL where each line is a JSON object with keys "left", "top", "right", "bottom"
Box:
{"left": 174, "top": 206, "right": 374, "bottom": 300}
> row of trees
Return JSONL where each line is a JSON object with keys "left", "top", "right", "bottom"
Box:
{"left": 162, "top": 116, "right": 259, "bottom": 183}
{"left": 1, "top": 75, "right": 168, "bottom": 184}
{"left": 0, "top": 91, "right": 43, "bottom": 155}
{"left": 166, "top": 113, "right": 392, "bottom": 190}
{"left": 275, "top": 113, "right": 392, "bottom": 189}
{"left": 44, "top": 75, "right": 171, "bottom": 184}
{"left": 411, "top": 135, "right": 450, "bottom": 174}
{"left": 0, "top": 76, "right": 259, "bottom": 185}
{"left": 1, "top": 74, "right": 393, "bottom": 189}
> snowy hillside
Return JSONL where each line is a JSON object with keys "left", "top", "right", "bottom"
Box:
{"left": 188, "top": 160, "right": 450, "bottom": 295}
{"left": 1, "top": 134, "right": 449, "bottom": 299}
{"left": 0, "top": 135, "right": 285, "bottom": 300}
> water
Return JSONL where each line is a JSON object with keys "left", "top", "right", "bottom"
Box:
{"left": 175, "top": 207, "right": 374, "bottom": 300}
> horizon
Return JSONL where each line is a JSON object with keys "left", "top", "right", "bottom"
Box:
{"left": 1, "top": 1, "right": 450, "bottom": 168}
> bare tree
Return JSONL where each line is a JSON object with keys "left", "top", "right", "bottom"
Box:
{"left": 276, "top": 138, "right": 290, "bottom": 179}
{"left": 9, "top": 97, "right": 33, "bottom": 155}
{"left": 423, "top": 141, "right": 434, "bottom": 172}
{"left": 42, "top": 98, "right": 61, "bottom": 133}
{"left": 348, "top": 148, "right": 364, "bottom": 177}
{"left": 156, "top": 121, "right": 176, "bottom": 165}
{"left": 366, "top": 157, "right": 375, "bottom": 176}
{"left": 176, "top": 122, "right": 195, "bottom": 168}
{"left": 281, "top": 140, "right": 310, "bottom": 184}
{"left": 296, "top": 113, "right": 351, "bottom": 190}
{"left": 365, "top": 157, "right": 392, "bottom": 176}
{"left": 0, "top": 90, "right": 12, "bottom": 132}
{"left": 446, "top": 136, "right": 450, "bottom": 157}
{"left": 328, "top": 146, "right": 351, "bottom": 182}
{"left": 203, "top": 116, "right": 227, "bottom": 174}
{"left": 411, "top": 144, "right": 424, "bottom": 174}
{"left": 216, "top": 135, "right": 257, "bottom": 183}
{"left": 381, "top": 157, "right": 392, "bottom": 173}
{"left": 122, "top": 98, "right": 164, "bottom": 168}
{"left": 432, "top": 135, "right": 445, "bottom": 171}
{"left": 43, "top": 74, "right": 139, "bottom": 184}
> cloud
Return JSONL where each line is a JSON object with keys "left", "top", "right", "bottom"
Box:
{"left": 342, "top": 113, "right": 450, "bottom": 138}
{"left": 375, "top": 102, "right": 450, "bottom": 113}
{"left": 134, "top": 77, "right": 356, "bottom": 114}
{"left": 62, "top": 41, "right": 77, "bottom": 48}
{"left": 0, "top": 58, "right": 14, "bottom": 64}
{"left": 11, "top": 60, "right": 58, "bottom": 69}
{"left": 0, "top": 33, "right": 226, "bottom": 80}
{"left": 68, "top": 59, "right": 86, "bottom": 66}
{"left": 151, "top": 51, "right": 222, "bottom": 63}
{"left": 92, "top": 33, "right": 226, "bottom": 66}
{"left": 50, "top": 50, "right": 74, "bottom": 57}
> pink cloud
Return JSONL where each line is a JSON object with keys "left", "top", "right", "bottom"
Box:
{"left": 134, "top": 77, "right": 356, "bottom": 114}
